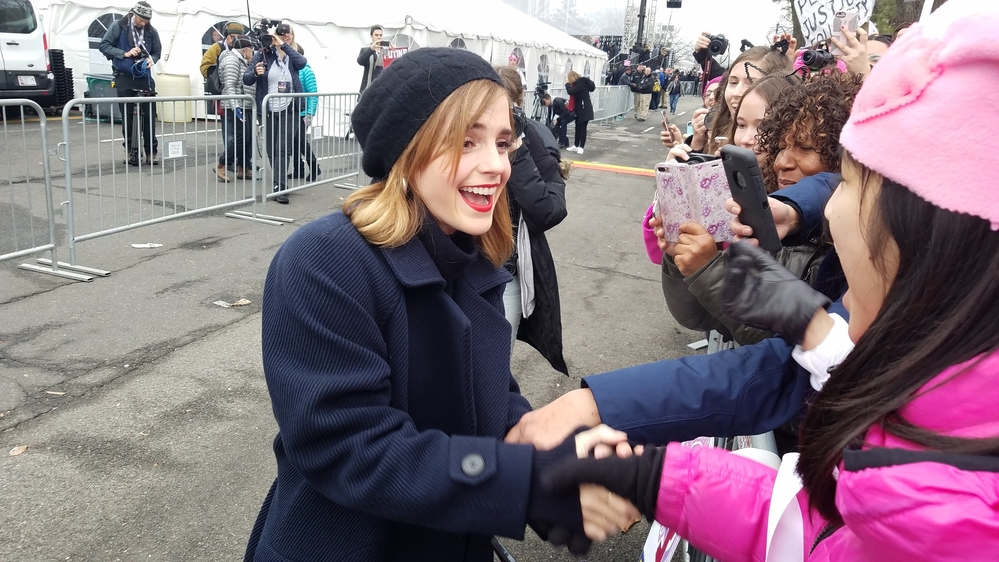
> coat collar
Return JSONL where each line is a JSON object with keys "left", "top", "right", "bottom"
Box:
{"left": 380, "top": 235, "right": 511, "bottom": 294}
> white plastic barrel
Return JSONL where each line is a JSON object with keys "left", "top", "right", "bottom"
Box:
{"left": 156, "top": 73, "right": 192, "bottom": 123}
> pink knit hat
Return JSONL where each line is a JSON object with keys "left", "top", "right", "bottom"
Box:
{"left": 839, "top": 0, "right": 999, "bottom": 229}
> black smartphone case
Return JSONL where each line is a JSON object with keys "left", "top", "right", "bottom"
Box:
{"left": 720, "top": 145, "right": 782, "bottom": 254}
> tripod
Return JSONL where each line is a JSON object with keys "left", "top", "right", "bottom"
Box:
{"left": 125, "top": 88, "right": 158, "bottom": 166}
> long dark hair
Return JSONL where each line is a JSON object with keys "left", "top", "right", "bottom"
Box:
{"left": 797, "top": 152, "right": 999, "bottom": 525}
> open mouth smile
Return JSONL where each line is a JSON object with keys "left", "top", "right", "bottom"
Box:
{"left": 459, "top": 185, "right": 499, "bottom": 212}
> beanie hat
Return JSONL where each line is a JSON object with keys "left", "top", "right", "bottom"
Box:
{"left": 132, "top": 1, "right": 152, "bottom": 20}
{"left": 351, "top": 48, "right": 503, "bottom": 181}
{"left": 224, "top": 22, "right": 246, "bottom": 36}
{"left": 840, "top": 0, "right": 999, "bottom": 229}
{"left": 231, "top": 35, "right": 253, "bottom": 50}
{"left": 508, "top": 54, "right": 519, "bottom": 62}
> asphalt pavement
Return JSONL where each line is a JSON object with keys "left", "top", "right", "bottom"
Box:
{"left": 0, "top": 93, "right": 708, "bottom": 561}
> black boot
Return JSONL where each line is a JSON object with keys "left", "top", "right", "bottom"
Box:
{"left": 273, "top": 187, "right": 289, "bottom": 204}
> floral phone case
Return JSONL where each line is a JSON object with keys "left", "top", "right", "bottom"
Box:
{"left": 654, "top": 159, "right": 735, "bottom": 244}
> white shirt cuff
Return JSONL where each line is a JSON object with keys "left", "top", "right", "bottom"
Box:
{"left": 791, "top": 313, "right": 854, "bottom": 391}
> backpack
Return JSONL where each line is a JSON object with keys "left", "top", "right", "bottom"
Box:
{"left": 205, "top": 64, "right": 223, "bottom": 95}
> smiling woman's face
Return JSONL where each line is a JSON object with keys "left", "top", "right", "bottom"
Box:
{"left": 772, "top": 123, "right": 830, "bottom": 190}
{"left": 724, "top": 61, "right": 766, "bottom": 115}
{"left": 412, "top": 95, "right": 513, "bottom": 236}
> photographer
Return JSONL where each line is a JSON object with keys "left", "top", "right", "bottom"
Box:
{"left": 693, "top": 31, "right": 728, "bottom": 82}
{"left": 243, "top": 22, "right": 307, "bottom": 204}
{"left": 542, "top": 94, "right": 572, "bottom": 149}
{"left": 357, "top": 25, "right": 389, "bottom": 94}
{"left": 99, "top": 1, "right": 162, "bottom": 166}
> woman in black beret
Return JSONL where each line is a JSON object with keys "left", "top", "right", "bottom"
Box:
{"left": 243, "top": 47, "right": 638, "bottom": 562}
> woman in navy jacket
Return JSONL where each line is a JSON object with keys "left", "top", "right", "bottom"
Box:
{"left": 243, "top": 48, "right": 636, "bottom": 562}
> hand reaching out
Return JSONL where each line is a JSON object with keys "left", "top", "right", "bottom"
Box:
{"left": 690, "top": 108, "right": 709, "bottom": 151}
{"left": 505, "top": 388, "right": 601, "bottom": 450}
{"left": 721, "top": 241, "right": 831, "bottom": 344}
{"left": 830, "top": 27, "right": 870, "bottom": 75}
{"left": 725, "top": 197, "right": 799, "bottom": 244}
{"left": 771, "top": 33, "right": 798, "bottom": 64}
{"left": 543, "top": 425, "right": 666, "bottom": 521}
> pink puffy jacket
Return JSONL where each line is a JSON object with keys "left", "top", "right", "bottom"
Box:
{"left": 653, "top": 351, "right": 999, "bottom": 561}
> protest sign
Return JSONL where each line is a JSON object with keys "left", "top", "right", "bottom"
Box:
{"left": 383, "top": 46, "right": 410, "bottom": 68}
{"left": 794, "top": 0, "right": 875, "bottom": 47}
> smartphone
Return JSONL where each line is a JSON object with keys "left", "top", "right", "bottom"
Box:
{"left": 829, "top": 10, "right": 859, "bottom": 56}
{"left": 661, "top": 110, "right": 674, "bottom": 142}
{"left": 379, "top": 40, "right": 391, "bottom": 47}
{"left": 720, "top": 145, "right": 781, "bottom": 254}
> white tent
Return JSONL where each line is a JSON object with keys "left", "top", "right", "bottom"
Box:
{"left": 46, "top": 0, "right": 607, "bottom": 112}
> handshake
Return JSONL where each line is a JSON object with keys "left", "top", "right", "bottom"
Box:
{"left": 511, "top": 417, "right": 667, "bottom": 556}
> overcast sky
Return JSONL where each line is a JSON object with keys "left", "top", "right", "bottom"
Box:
{"left": 572, "top": 0, "right": 786, "bottom": 46}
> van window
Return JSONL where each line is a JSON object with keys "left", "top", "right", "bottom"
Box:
{"left": 0, "top": 0, "right": 38, "bottom": 34}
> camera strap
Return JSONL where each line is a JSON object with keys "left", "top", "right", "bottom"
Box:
{"left": 130, "top": 18, "right": 146, "bottom": 51}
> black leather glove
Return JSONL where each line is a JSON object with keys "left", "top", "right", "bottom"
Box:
{"left": 721, "top": 241, "right": 831, "bottom": 345}
{"left": 541, "top": 446, "right": 666, "bottom": 521}
{"left": 527, "top": 430, "right": 589, "bottom": 555}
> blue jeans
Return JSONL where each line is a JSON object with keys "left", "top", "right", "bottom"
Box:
{"left": 669, "top": 93, "right": 680, "bottom": 113}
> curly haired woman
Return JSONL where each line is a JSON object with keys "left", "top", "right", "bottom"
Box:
{"left": 654, "top": 71, "right": 863, "bottom": 351}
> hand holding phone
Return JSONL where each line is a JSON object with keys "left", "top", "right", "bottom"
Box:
{"left": 379, "top": 40, "right": 391, "bottom": 47}
{"left": 829, "top": 10, "right": 859, "bottom": 56}
{"left": 720, "top": 145, "right": 781, "bottom": 254}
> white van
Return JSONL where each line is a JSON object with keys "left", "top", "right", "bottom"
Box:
{"left": 0, "top": 0, "right": 55, "bottom": 106}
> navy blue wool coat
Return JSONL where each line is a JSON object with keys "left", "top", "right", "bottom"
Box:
{"left": 245, "top": 212, "right": 537, "bottom": 562}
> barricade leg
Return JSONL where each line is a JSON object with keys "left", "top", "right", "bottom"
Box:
{"left": 0, "top": 100, "right": 91, "bottom": 281}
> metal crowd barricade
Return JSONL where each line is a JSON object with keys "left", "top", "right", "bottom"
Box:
{"left": 47, "top": 93, "right": 288, "bottom": 274}
{"left": 1, "top": 99, "right": 91, "bottom": 281}
{"left": 258, "top": 91, "right": 364, "bottom": 203}
{"left": 523, "top": 85, "right": 634, "bottom": 129}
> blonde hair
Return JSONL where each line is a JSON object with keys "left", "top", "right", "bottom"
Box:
{"left": 343, "top": 80, "right": 514, "bottom": 267}
{"left": 566, "top": 70, "right": 581, "bottom": 84}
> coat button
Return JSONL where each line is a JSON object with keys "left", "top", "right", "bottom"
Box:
{"left": 461, "top": 453, "right": 485, "bottom": 477}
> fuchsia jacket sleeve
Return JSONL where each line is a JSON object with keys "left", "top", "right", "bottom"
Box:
{"left": 654, "top": 442, "right": 822, "bottom": 562}
{"left": 643, "top": 204, "right": 663, "bottom": 265}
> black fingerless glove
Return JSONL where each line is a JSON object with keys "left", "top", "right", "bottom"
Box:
{"left": 527, "top": 432, "right": 588, "bottom": 554}
{"left": 721, "top": 241, "right": 831, "bottom": 345}
{"left": 541, "top": 446, "right": 666, "bottom": 521}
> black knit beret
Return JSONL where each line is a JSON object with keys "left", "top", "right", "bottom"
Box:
{"left": 351, "top": 47, "right": 504, "bottom": 181}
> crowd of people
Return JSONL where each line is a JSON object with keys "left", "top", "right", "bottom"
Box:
{"left": 103, "top": 2, "right": 999, "bottom": 559}
{"left": 99, "top": 3, "right": 322, "bottom": 203}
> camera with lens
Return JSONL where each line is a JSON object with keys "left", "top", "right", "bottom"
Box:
{"left": 707, "top": 34, "right": 729, "bottom": 55}
{"left": 250, "top": 18, "right": 279, "bottom": 50}
{"left": 534, "top": 79, "right": 550, "bottom": 102}
{"left": 800, "top": 49, "right": 836, "bottom": 70}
